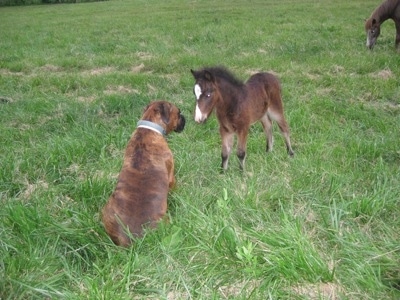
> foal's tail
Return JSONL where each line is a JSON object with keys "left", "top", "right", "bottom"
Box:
{"left": 263, "top": 72, "right": 284, "bottom": 114}
{"left": 263, "top": 72, "right": 294, "bottom": 156}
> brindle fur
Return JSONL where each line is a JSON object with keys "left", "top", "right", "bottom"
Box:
{"left": 365, "top": 0, "right": 400, "bottom": 49}
{"left": 191, "top": 66, "right": 294, "bottom": 171}
{"left": 102, "top": 101, "right": 185, "bottom": 247}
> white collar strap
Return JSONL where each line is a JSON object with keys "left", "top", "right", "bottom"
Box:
{"left": 137, "top": 120, "right": 166, "bottom": 136}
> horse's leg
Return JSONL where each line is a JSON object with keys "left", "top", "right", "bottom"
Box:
{"left": 236, "top": 130, "right": 249, "bottom": 171}
{"left": 260, "top": 114, "right": 274, "bottom": 152}
{"left": 267, "top": 111, "right": 294, "bottom": 156}
{"left": 220, "top": 129, "right": 234, "bottom": 171}
{"left": 395, "top": 21, "right": 400, "bottom": 49}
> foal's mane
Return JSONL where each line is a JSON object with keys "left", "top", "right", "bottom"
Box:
{"left": 201, "top": 66, "right": 244, "bottom": 87}
{"left": 366, "top": 0, "right": 400, "bottom": 26}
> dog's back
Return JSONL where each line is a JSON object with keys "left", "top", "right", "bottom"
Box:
{"left": 102, "top": 101, "right": 185, "bottom": 247}
{"left": 102, "top": 130, "right": 172, "bottom": 246}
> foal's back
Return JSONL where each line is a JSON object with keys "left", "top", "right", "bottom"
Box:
{"left": 245, "top": 72, "right": 283, "bottom": 120}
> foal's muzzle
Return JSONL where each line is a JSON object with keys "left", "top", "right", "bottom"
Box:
{"left": 194, "top": 105, "right": 208, "bottom": 123}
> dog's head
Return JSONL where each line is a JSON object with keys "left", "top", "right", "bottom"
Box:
{"left": 142, "top": 101, "right": 185, "bottom": 134}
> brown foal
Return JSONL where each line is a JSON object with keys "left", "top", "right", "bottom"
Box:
{"left": 191, "top": 66, "right": 294, "bottom": 171}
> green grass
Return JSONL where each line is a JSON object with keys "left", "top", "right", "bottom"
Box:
{"left": 1, "top": 0, "right": 400, "bottom": 298}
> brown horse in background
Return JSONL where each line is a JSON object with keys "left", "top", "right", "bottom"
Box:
{"left": 190, "top": 66, "right": 294, "bottom": 171}
{"left": 365, "top": 0, "right": 400, "bottom": 49}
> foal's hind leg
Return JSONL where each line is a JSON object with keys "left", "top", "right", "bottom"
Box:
{"left": 395, "top": 21, "right": 400, "bottom": 48}
{"left": 268, "top": 111, "right": 294, "bottom": 156}
{"left": 260, "top": 114, "right": 274, "bottom": 152}
{"left": 220, "top": 130, "right": 234, "bottom": 171}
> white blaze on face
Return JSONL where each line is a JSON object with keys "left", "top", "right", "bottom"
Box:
{"left": 194, "top": 84, "right": 207, "bottom": 123}
{"left": 194, "top": 84, "right": 202, "bottom": 100}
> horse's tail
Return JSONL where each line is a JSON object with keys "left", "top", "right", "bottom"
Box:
{"left": 262, "top": 72, "right": 283, "bottom": 111}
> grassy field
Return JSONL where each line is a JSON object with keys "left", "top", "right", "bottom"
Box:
{"left": 1, "top": 0, "right": 400, "bottom": 298}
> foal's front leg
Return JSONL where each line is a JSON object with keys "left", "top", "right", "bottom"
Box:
{"left": 236, "top": 130, "right": 249, "bottom": 171}
{"left": 220, "top": 129, "right": 234, "bottom": 171}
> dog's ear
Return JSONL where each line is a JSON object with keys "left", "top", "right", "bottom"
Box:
{"left": 143, "top": 104, "right": 151, "bottom": 114}
{"left": 158, "top": 102, "right": 171, "bottom": 125}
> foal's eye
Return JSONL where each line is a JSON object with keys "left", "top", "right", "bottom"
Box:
{"left": 206, "top": 93, "right": 211, "bottom": 98}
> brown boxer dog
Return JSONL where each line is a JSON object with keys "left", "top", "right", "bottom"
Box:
{"left": 102, "top": 101, "right": 185, "bottom": 247}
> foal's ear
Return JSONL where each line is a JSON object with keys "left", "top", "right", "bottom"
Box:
{"left": 190, "top": 69, "right": 197, "bottom": 78}
{"left": 204, "top": 70, "right": 214, "bottom": 82}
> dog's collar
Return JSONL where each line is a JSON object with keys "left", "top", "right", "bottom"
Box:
{"left": 137, "top": 120, "right": 166, "bottom": 137}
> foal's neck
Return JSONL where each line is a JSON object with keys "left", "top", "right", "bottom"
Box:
{"left": 372, "top": 0, "right": 400, "bottom": 23}
{"left": 217, "top": 80, "right": 243, "bottom": 106}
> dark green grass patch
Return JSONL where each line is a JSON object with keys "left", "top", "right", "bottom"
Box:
{"left": 1, "top": 0, "right": 400, "bottom": 299}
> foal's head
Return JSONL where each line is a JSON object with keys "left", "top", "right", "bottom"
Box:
{"left": 190, "top": 69, "right": 220, "bottom": 123}
{"left": 365, "top": 18, "right": 380, "bottom": 49}
{"left": 191, "top": 67, "right": 243, "bottom": 123}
